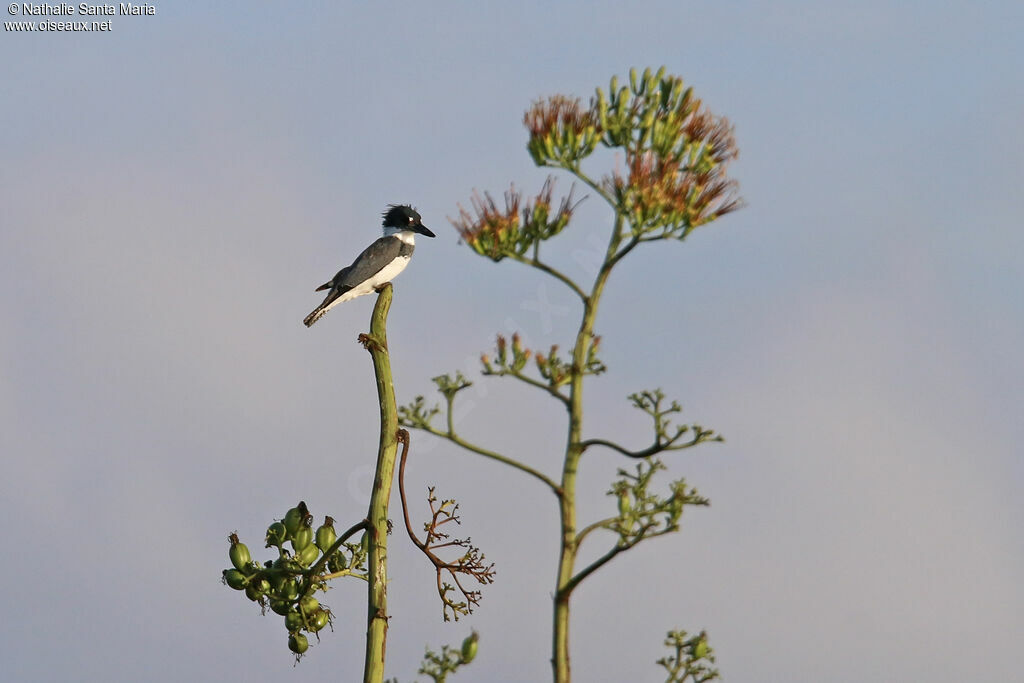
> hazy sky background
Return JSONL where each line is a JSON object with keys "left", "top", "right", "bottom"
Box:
{"left": 2, "top": 2, "right": 1022, "bottom": 681}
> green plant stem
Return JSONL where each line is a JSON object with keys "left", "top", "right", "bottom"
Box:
{"left": 363, "top": 284, "right": 398, "bottom": 683}
{"left": 552, "top": 211, "right": 625, "bottom": 683}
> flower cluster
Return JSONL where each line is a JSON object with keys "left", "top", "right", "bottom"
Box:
{"left": 608, "top": 460, "right": 708, "bottom": 542}
{"left": 607, "top": 148, "right": 742, "bottom": 238}
{"left": 450, "top": 178, "right": 577, "bottom": 261}
{"left": 595, "top": 67, "right": 743, "bottom": 238}
{"left": 525, "top": 95, "right": 601, "bottom": 166}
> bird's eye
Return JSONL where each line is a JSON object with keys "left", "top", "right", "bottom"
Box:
{"left": 408, "top": 216, "right": 414, "bottom": 224}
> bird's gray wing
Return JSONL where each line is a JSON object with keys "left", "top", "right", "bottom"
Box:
{"left": 336, "top": 236, "right": 404, "bottom": 288}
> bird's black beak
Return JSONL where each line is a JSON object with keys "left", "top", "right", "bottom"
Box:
{"left": 415, "top": 224, "right": 436, "bottom": 238}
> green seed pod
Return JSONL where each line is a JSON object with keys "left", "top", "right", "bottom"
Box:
{"left": 223, "top": 568, "right": 246, "bottom": 590}
{"left": 461, "top": 631, "right": 479, "bottom": 663}
{"left": 629, "top": 68, "right": 638, "bottom": 93}
{"left": 228, "top": 535, "right": 251, "bottom": 571}
{"left": 288, "top": 632, "right": 309, "bottom": 655}
{"left": 283, "top": 502, "right": 308, "bottom": 537}
{"left": 245, "top": 578, "right": 269, "bottom": 602}
{"left": 296, "top": 543, "right": 319, "bottom": 567}
{"left": 270, "top": 598, "right": 292, "bottom": 616}
{"left": 326, "top": 552, "right": 348, "bottom": 573}
{"left": 309, "top": 608, "right": 330, "bottom": 632}
{"left": 268, "top": 572, "right": 287, "bottom": 595}
{"left": 265, "top": 522, "right": 287, "bottom": 548}
{"left": 284, "top": 609, "right": 304, "bottom": 632}
{"left": 315, "top": 518, "right": 337, "bottom": 552}
{"left": 280, "top": 577, "right": 301, "bottom": 602}
{"left": 291, "top": 525, "right": 313, "bottom": 552}
{"left": 299, "top": 595, "right": 320, "bottom": 615}
{"left": 272, "top": 556, "right": 303, "bottom": 574}
{"left": 610, "top": 75, "right": 619, "bottom": 95}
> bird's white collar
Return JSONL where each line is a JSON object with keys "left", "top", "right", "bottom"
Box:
{"left": 384, "top": 227, "right": 416, "bottom": 245}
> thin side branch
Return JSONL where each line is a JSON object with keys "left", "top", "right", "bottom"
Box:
{"left": 306, "top": 518, "right": 369, "bottom": 578}
{"left": 507, "top": 252, "right": 588, "bottom": 302}
{"left": 481, "top": 334, "right": 572, "bottom": 407}
{"left": 579, "top": 429, "right": 716, "bottom": 459}
{"left": 400, "top": 380, "right": 563, "bottom": 495}
{"left": 491, "top": 367, "right": 571, "bottom": 406}
{"left": 558, "top": 523, "right": 659, "bottom": 599}
{"left": 398, "top": 429, "right": 497, "bottom": 621}
{"left": 442, "top": 424, "right": 560, "bottom": 495}
{"left": 581, "top": 389, "right": 721, "bottom": 459}
{"left": 566, "top": 164, "right": 616, "bottom": 206}
{"left": 574, "top": 516, "right": 618, "bottom": 548}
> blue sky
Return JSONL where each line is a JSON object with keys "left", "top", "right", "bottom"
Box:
{"left": 2, "top": 2, "right": 1022, "bottom": 681}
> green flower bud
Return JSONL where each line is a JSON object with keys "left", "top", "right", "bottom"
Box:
{"left": 617, "top": 491, "right": 632, "bottom": 518}
{"left": 693, "top": 635, "right": 709, "bottom": 660}
{"left": 543, "top": 136, "right": 556, "bottom": 160}
{"left": 461, "top": 631, "right": 479, "bottom": 663}
{"left": 618, "top": 87, "right": 630, "bottom": 109}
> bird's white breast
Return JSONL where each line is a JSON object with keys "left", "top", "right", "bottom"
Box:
{"left": 336, "top": 253, "right": 412, "bottom": 303}
{"left": 368, "top": 254, "right": 411, "bottom": 287}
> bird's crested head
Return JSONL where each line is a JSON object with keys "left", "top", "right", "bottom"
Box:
{"left": 382, "top": 204, "right": 435, "bottom": 237}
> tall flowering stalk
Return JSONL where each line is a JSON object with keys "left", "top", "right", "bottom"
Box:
{"left": 401, "top": 67, "right": 740, "bottom": 682}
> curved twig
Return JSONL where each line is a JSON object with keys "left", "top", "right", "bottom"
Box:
{"left": 398, "top": 428, "right": 496, "bottom": 621}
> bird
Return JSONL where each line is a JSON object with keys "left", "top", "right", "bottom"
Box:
{"left": 303, "top": 205, "right": 435, "bottom": 327}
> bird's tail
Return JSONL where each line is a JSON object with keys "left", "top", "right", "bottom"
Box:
{"left": 303, "top": 306, "right": 327, "bottom": 328}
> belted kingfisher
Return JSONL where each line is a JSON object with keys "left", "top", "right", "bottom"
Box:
{"left": 303, "top": 205, "right": 435, "bottom": 327}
